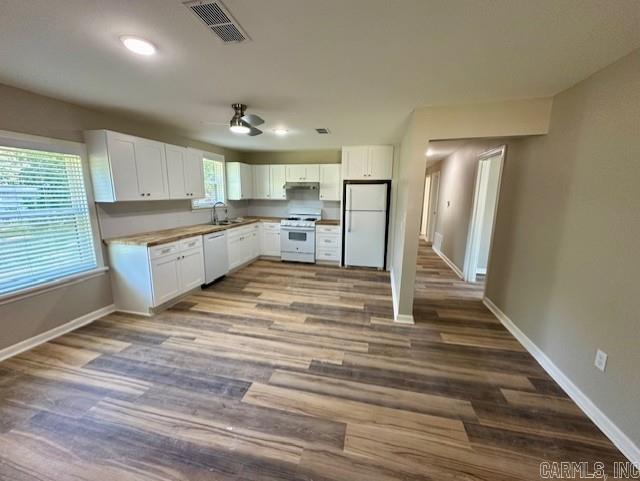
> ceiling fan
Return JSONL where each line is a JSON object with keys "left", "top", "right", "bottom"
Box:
{"left": 228, "top": 103, "right": 264, "bottom": 136}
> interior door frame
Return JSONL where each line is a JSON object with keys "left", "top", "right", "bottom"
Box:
{"left": 462, "top": 145, "right": 506, "bottom": 284}
{"left": 420, "top": 174, "right": 431, "bottom": 239}
{"left": 426, "top": 171, "right": 440, "bottom": 242}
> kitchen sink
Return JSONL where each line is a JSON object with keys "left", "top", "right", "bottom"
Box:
{"left": 213, "top": 218, "right": 245, "bottom": 226}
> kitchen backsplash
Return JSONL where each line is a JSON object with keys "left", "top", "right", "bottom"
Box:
{"left": 96, "top": 192, "right": 339, "bottom": 240}
{"left": 96, "top": 200, "right": 249, "bottom": 239}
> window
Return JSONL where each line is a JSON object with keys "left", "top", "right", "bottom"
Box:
{"left": 0, "top": 144, "right": 97, "bottom": 295}
{"left": 192, "top": 154, "right": 226, "bottom": 209}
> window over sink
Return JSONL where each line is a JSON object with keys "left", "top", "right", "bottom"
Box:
{"left": 192, "top": 153, "right": 225, "bottom": 209}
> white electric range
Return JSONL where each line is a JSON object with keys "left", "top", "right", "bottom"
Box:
{"left": 280, "top": 210, "right": 321, "bottom": 263}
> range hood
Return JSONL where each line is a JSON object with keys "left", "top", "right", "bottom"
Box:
{"left": 285, "top": 181, "right": 319, "bottom": 190}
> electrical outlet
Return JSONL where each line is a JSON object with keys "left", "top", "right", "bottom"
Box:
{"left": 594, "top": 349, "right": 608, "bottom": 372}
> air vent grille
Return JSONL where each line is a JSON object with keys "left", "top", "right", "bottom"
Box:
{"left": 183, "top": 1, "right": 250, "bottom": 43}
{"left": 212, "top": 24, "right": 245, "bottom": 42}
{"left": 315, "top": 128, "right": 331, "bottom": 134}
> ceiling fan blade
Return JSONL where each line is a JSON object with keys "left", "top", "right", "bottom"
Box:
{"left": 241, "top": 114, "right": 264, "bottom": 126}
{"left": 248, "top": 126, "right": 263, "bottom": 136}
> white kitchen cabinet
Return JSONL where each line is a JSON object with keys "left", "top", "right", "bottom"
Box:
{"left": 286, "top": 164, "right": 320, "bottom": 182}
{"left": 368, "top": 145, "right": 394, "bottom": 179}
{"left": 226, "top": 162, "right": 253, "bottom": 200}
{"left": 319, "top": 164, "right": 341, "bottom": 201}
{"left": 227, "top": 223, "right": 260, "bottom": 270}
{"left": 252, "top": 164, "right": 271, "bottom": 199}
{"left": 150, "top": 255, "right": 181, "bottom": 306}
{"left": 260, "top": 222, "right": 281, "bottom": 256}
{"left": 185, "top": 148, "right": 205, "bottom": 198}
{"left": 269, "top": 165, "right": 287, "bottom": 199}
{"left": 341, "top": 146, "right": 369, "bottom": 180}
{"left": 316, "top": 224, "right": 341, "bottom": 263}
{"left": 108, "top": 235, "right": 204, "bottom": 315}
{"left": 166, "top": 145, "right": 205, "bottom": 199}
{"left": 341, "top": 145, "right": 393, "bottom": 180}
{"left": 85, "top": 130, "right": 169, "bottom": 201}
{"left": 250, "top": 223, "right": 260, "bottom": 258}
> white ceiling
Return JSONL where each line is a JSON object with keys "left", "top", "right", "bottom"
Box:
{"left": 0, "top": 0, "right": 638, "bottom": 151}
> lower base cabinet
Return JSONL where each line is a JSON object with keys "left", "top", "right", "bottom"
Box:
{"left": 227, "top": 223, "right": 260, "bottom": 271}
{"left": 109, "top": 235, "right": 204, "bottom": 315}
{"left": 316, "top": 225, "right": 341, "bottom": 263}
{"left": 260, "top": 222, "right": 281, "bottom": 257}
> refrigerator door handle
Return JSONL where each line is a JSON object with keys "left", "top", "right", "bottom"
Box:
{"left": 348, "top": 211, "right": 352, "bottom": 232}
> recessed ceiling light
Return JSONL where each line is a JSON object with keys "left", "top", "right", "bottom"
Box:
{"left": 120, "top": 36, "right": 156, "bottom": 56}
{"left": 274, "top": 128, "right": 288, "bottom": 136}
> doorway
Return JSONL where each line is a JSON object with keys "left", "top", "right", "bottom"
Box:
{"left": 463, "top": 146, "right": 505, "bottom": 284}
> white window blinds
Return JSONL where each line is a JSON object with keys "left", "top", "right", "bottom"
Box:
{"left": 192, "top": 156, "right": 226, "bottom": 208}
{"left": 0, "top": 145, "right": 97, "bottom": 295}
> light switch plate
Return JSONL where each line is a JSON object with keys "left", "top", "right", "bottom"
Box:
{"left": 595, "top": 349, "right": 608, "bottom": 372}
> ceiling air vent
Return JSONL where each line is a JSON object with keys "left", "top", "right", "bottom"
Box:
{"left": 183, "top": 1, "right": 250, "bottom": 43}
{"left": 315, "top": 128, "right": 331, "bottom": 134}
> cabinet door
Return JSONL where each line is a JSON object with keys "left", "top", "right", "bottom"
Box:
{"left": 368, "top": 145, "right": 393, "bottom": 179}
{"left": 251, "top": 229, "right": 260, "bottom": 259}
{"left": 150, "top": 255, "right": 181, "bottom": 306}
{"left": 286, "top": 164, "right": 306, "bottom": 182}
{"left": 252, "top": 165, "right": 271, "bottom": 199}
{"left": 269, "top": 165, "right": 286, "bottom": 199}
{"left": 106, "top": 132, "right": 141, "bottom": 200}
{"left": 263, "top": 231, "right": 281, "bottom": 256}
{"left": 319, "top": 164, "right": 341, "bottom": 201}
{"left": 342, "top": 146, "right": 368, "bottom": 180}
{"left": 227, "top": 233, "right": 243, "bottom": 269}
{"left": 240, "top": 163, "right": 253, "bottom": 199}
{"left": 185, "top": 148, "right": 205, "bottom": 198}
{"left": 179, "top": 248, "right": 205, "bottom": 293}
{"left": 165, "top": 144, "right": 187, "bottom": 199}
{"left": 134, "top": 139, "right": 168, "bottom": 198}
{"left": 226, "top": 163, "right": 241, "bottom": 200}
{"left": 304, "top": 164, "right": 320, "bottom": 182}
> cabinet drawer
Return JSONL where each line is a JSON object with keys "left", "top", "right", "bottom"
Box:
{"left": 178, "top": 236, "right": 202, "bottom": 251}
{"left": 149, "top": 241, "right": 180, "bottom": 260}
{"left": 262, "top": 222, "right": 280, "bottom": 231}
{"left": 317, "top": 225, "right": 340, "bottom": 234}
{"left": 316, "top": 248, "right": 340, "bottom": 261}
{"left": 316, "top": 236, "right": 340, "bottom": 248}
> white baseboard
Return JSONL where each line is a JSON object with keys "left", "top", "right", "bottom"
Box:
{"left": 433, "top": 246, "right": 464, "bottom": 279}
{"left": 395, "top": 314, "right": 415, "bottom": 324}
{"left": 483, "top": 297, "right": 640, "bottom": 465}
{"left": 0, "top": 304, "right": 115, "bottom": 362}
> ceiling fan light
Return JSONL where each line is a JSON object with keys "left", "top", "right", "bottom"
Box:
{"left": 230, "top": 118, "right": 250, "bottom": 134}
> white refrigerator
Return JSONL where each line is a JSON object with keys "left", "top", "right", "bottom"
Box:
{"left": 344, "top": 183, "right": 389, "bottom": 268}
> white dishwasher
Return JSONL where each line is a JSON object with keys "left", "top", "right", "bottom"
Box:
{"left": 203, "top": 231, "right": 229, "bottom": 284}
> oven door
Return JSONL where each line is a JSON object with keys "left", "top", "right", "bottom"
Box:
{"left": 281, "top": 227, "right": 315, "bottom": 254}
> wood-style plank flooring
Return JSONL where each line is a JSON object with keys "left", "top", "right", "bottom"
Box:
{"left": 0, "top": 240, "right": 626, "bottom": 480}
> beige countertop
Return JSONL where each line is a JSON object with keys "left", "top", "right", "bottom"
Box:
{"left": 104, "top": 216, "right": 340, "bottom": 247}
{"left": 316, "top": 219, "right": 340, "bottom": 226}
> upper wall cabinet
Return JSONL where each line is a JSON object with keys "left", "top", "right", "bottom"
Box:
{"left": 252, "top": 164, "right": 271, "bottom": 199}
{"left": 226, "top": 162, "right": 253, "bottom": 200}
{"left": 319, "top": 164, "right": 341, "bottom": 201}
{"left": 85, "top": 130, "right": 170, "bottom": 202}
{"left": 342, "top": 145, "right": 393, "bottom": 180}
{"left": 166, "top": 145, "right": 205, "bottom": 199}
{"left": 269, "top": 165, "right": 286, "bottom": 199}
{"left": 286, "top": 164, "right": 320, "bottom": 182}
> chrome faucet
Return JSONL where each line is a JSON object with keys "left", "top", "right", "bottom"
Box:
{"left": 212, "top": 201, "right": 228, "bottom": 225}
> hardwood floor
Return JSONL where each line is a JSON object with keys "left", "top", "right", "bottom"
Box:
{"left": 0, "top": 241, "right": 626, "bottom": 480}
